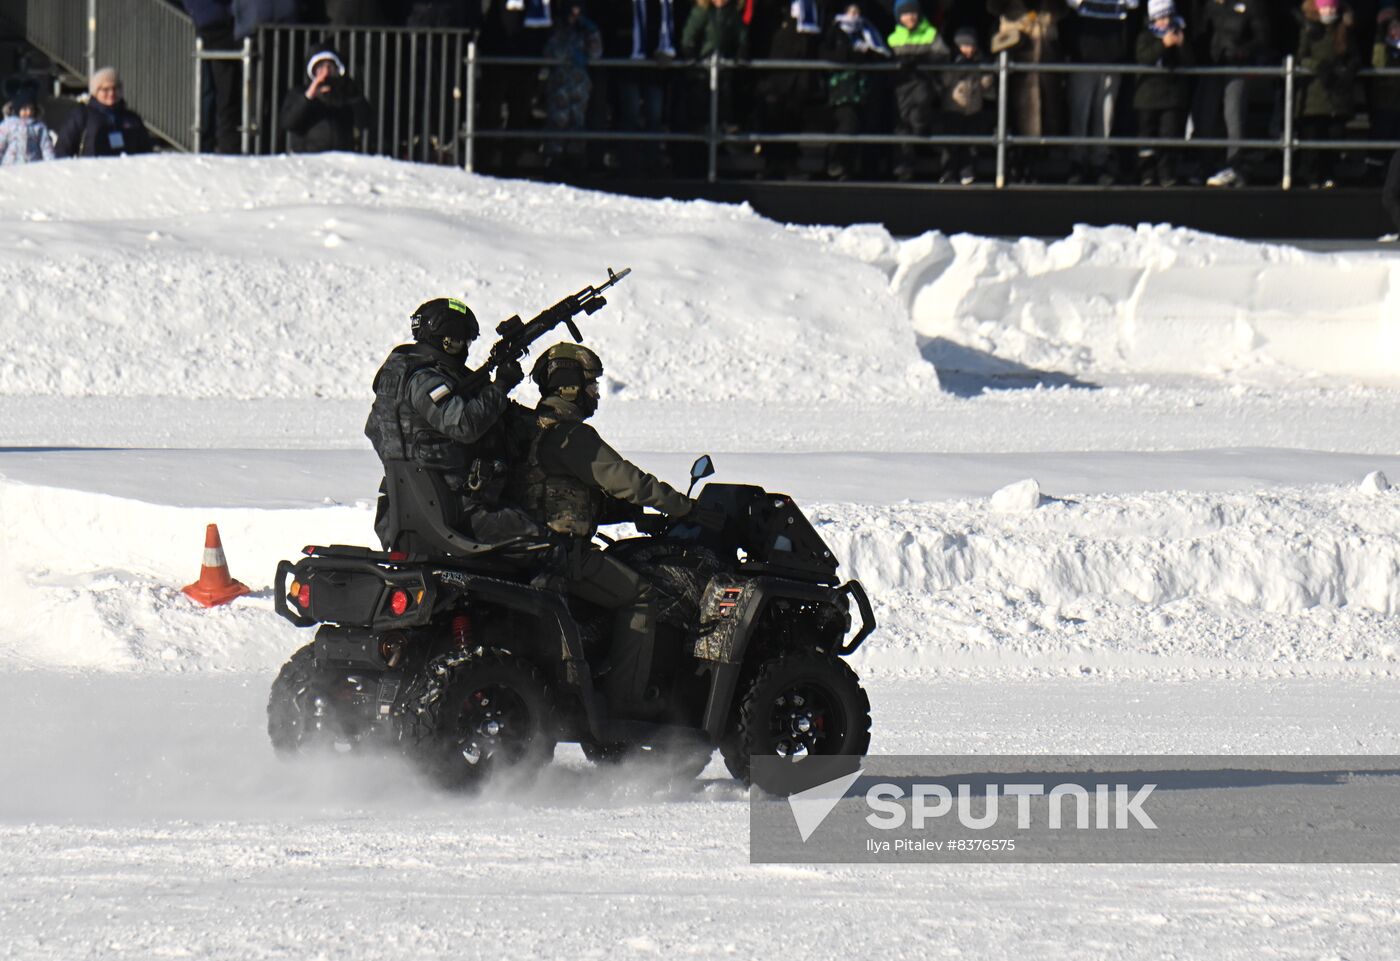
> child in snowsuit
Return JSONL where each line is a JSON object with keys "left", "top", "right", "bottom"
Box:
{"left": 0, "top": 89, "right": 55, "bottom": 165}
{"left": 942, "top": 27, "right": 996, "bottom": 184}
{"left": 542, "top": 1, "right": 603, "bottom": 164}
{"left": 1134, "top": 0, "right": 1192, "bottom": 186}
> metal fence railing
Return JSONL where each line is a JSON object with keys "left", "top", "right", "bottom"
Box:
{"left": 8, "top": 8, "right": 1400, "bottom": 190}
{"left": 98, "top": 0, "right": 195, "bottom": 151}
{"left": 254, "top": 24, "right": 474, "bottom": 163}
{"left": 0, "top": 0, "right": 90, "bottom": 78}
{"left": 0, "top": 0, "right": 195, "bottom": 151}
{"left": 454, "top": 51, "right": 1400, "bottom": 191}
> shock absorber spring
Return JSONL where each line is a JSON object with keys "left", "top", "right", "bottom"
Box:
{"left": 451, "top": 613, "right": 472, "bottom": 649}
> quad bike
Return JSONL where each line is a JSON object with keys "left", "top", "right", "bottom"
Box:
{"left": 268, "top": 455, "right": 876, "bottom": 795}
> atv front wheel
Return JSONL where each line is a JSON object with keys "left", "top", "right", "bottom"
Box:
{"left": 722, "top": 653, "right": 871, "bottom": 793}
{"left": 404, "top": 650, "right": 556, "bottom": 790}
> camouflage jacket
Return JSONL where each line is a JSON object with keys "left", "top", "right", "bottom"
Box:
{"left": 508, "top": 395, "right": 693, "bottom": 537}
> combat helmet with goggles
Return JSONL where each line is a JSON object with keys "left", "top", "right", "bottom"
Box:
{"left": 411, "top": 298, "right": 479, "bottom": 354}
{"left": 532, "top": 342, "right": 603, "bottom": 394}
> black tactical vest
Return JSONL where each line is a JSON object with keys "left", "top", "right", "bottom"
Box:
{"left": 365, "top": 343, "right": 481, "bottom": 478}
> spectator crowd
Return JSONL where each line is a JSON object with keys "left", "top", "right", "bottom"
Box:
{"left": 4, "top": 0, "right": 1400, "bottom": 191}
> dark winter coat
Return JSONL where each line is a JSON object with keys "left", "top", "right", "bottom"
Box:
{"left": 324, "top": 0, "right": 386, "bottom": 25}
{"left": 53, "top": 100, "right": 155, "bottom": 158}
{"left": 890, "top": 17, "right": 946, "bottom": 109}
{"left": 278, "top": 76, "right": 373, "bottom": 152}
{"left": 820, "top": 13, "right": 890, "bottom": 108}
{"left": 1197, "top": 0, "right": 1271, "bottom": 65}
{"left": 943, "top": 50, "right": 995, "bottom": 115}
{"left": 758, "top": 15, "right": 825, "bottom": 106}
{"left": 233, "top": 0, "right": 300, "bottom": 40}
{"left": 681, "top": 2, "right": 746, "bottom": 60}
{"left": 544, "top": 15, "right": 603, "bottom": 97}
{"left": 1134, "top": 26, "right": 1194, "bottom": 111}
{"left": 1296, "top": 1, "right": 1356, "bottom": 119}
{"left": 1373, "top": 40, "right": 1400, "bottom": 113}
{"left": 180, "top": 0, "right": 234, "bottom": 30}
{"left": 1063, "top": 0, "right": 1135, "bottom": 62}
{"left": 405, "top": 1, "right": 481, "bottom": 28}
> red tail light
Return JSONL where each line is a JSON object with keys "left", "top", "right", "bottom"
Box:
{"left": 297, "top": 583, "right": 311, "bottom": 608}
{"left": 388, "top": 551, "right": 408, "bottom": 561}
{"left": 390, "top": 589, "right": 409, "bottom": 616}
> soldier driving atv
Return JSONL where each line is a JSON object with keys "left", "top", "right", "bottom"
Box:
{"left": 507, "top": 343, "right": 724, "bottom": 717}
{"left": 364, "top": 297, "right": 548, "bottom": 562}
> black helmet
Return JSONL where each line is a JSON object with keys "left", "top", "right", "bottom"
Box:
{"left": 410, "top": 298, "right": 479, "bottom": 347}
{"left": 531, "top": 342, "right": 603, "bottom": 395}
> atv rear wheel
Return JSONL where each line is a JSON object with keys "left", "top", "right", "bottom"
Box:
{"left": 404, "top": 650, "right": 556, "bottom": 790}
{"left": 722, "top": 653, "right": 871, "bottom": 793}
{"left": 267, "top": 643, "right": 370, "bottom": 757}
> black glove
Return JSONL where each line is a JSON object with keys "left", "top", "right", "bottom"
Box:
{"left": 493, "top": 359, "right": 524, "bottom": 392}
{"left": 633, "top": 511, "right": 670, "bottom": 535}
{"left": 685, "top": 505, "right": 727, "bottom": 532}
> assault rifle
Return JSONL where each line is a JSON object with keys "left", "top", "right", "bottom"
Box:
{"left": 465, "top": 267, "right": 631, "bottom": 390}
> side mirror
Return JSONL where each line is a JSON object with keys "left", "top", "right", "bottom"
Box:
{"left": 687, "top": 454, "right": 715, "bottom": 497}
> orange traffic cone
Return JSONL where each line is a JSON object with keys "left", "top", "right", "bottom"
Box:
{"left": 181, "top": 524, "right": 251, "bottom": 608}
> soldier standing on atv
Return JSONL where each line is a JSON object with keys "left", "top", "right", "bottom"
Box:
{"left": 364, "top": 298, "right": 547, "bottom": 558}
{"left": 508, "top": 343, "right": 722, "bottom": 717}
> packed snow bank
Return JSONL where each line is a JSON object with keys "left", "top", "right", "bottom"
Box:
{"left": 5, "top": 155, "right": 1399, "bottom": 411}
{"left": 0, "top": 154, "right": 929, "bottom": 404}
{"left": 834, "top": 223, "right": 1400, "bottom": 386}
{"left": 4, "top": 471, "right": 1397, "bottom": 675}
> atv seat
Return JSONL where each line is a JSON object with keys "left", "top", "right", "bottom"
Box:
{"left": 380, "top": 460, "right": 521, "bottom": 570}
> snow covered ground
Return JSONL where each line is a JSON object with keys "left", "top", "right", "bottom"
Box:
{"left": 2, "top": 154, "right": 1400, "bottom": 959}
{"left": 5, "top": 673, "right": 1400, "bottom": 961}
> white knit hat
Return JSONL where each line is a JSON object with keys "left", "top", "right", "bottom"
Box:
{"left": 305, "top": 49, "right": 346, "bottom": 81}
{"left": 1148, "top": 0, "right": 1176, "bottom": 17}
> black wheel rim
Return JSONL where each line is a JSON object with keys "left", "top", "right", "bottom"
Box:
{"left": 286, "top": 676, "right": 366, "bottom": 752}
{"left": 450, "top": 682, "right": 534, "bottom": 768}
{"left": 768, "top": 681, "right": 846, "bottom": 758}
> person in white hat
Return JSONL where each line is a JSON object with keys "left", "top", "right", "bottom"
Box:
{"left": 1133, "top": 0, "right": 1191, "bottom": 185}
{"left": 277, "top": 44, "right": 373, "bottom": 153}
